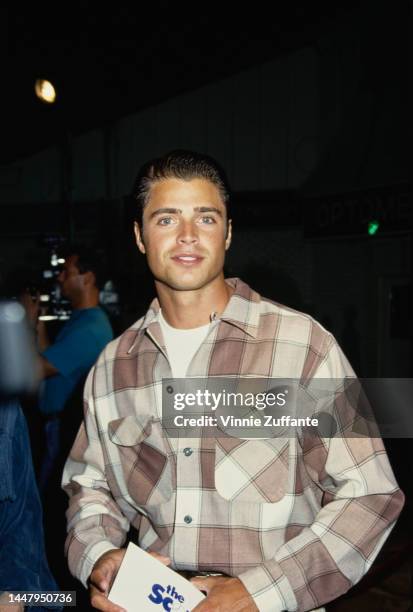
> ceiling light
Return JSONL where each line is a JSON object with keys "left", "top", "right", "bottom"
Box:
{"left": 35, "top": 79, "right": 57, "bottom": 104}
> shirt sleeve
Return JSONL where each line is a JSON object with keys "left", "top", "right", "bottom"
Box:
{"left": 62, "top": 367, "right": 131, "bottom": 587}
{"left": 238, "top": 337, "right": 405, "bottom": 612}
{"left": 43, "top": 326, "right": 102, "bottom": 379}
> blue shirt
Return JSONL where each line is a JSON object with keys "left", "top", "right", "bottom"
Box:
{"left": 40, "top": 307, "right": 113, "bottom": 415}
{"left": 0, "top": 401, "right": 61, "bottom": 610}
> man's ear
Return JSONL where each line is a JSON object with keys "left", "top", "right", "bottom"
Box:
{"left": 134, "top": 222, "right": 146, "bottom": 254}
{"left": 225, "top": 219, "right": 232, "bottom": 251}
{"left": 83, "top": 270, "right": 95, "bottom": 287}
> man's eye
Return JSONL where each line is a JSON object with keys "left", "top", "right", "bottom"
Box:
{"left": 158, "top": 217, "right": 174, "bottom": 225}
{"left": 199, "top": 216, "right": 216, "bottom": 224}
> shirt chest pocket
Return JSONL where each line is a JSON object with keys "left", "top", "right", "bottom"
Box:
{"left": 215, "top": 437, "right": 290, "bottom": 503}
{"left": 108, "top": 415, "right": 174, "bottom": 507}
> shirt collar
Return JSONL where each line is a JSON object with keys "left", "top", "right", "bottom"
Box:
{"left": 219, "top": 278, "right": 260, "bottom": 338}
{"left": 127, "top": 277, "right": 260, "bottom": 354}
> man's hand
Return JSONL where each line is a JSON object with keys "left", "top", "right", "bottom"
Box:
{"left": 191, "top": 576, "right": 258, "bottom": 612}
{"left": 89, "top": 547, "right": 171, "bottom": 611}
{"left": 0, "top": 592, "right": 24, "bottom": 612}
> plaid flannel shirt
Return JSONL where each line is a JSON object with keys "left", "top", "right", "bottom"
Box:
{"left": 63, "top": 278, "right": 404, "bottom": 611}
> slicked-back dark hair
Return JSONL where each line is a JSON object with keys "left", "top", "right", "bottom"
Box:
{"left": 132, "top": 149, "right": 231, "bottom": 228}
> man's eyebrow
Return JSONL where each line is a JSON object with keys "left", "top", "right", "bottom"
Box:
{"left": 194, "top": 206, "right": 223, "bottom": 216}
{"left": 149, "top": 207, "right": 182, "bottom": 219}
{"left": 148, "top": 206, "right": 223, "bottom": 219}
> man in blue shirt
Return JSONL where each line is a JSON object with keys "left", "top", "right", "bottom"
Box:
{"left": 22, "top": 247, "right": 113, "bottom": 492}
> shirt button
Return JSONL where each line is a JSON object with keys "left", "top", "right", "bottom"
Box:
{"left": 184, "top": 515, "right": 192, "bottom": 524}
{"left": 183, "top": 447, "right": 193, "bottom": 457}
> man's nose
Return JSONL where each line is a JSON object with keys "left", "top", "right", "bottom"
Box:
{"left": 177, "top": 220, "right": 198, "bottom": 244}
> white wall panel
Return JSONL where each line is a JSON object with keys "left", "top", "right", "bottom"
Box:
{"left": 287, "top": 47, "right": 319, "bottom": 188}
{"left": 205, "top": 79, "right": 234, "bottom": 179}
{"left": 230, "top": 68, "right": 262, "bottom": 191}
{"left": 0, "top": 147, "right": 61, "bottom": 203}
{"left": 259, "top": 58, "right": 290, "bottom": 190}
{"left": 72, "top": 129, "right": 105, "bottom": 201}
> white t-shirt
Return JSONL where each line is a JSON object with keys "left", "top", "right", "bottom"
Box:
{"left": 159, "top": 310, "right": 211, "bottom": 378}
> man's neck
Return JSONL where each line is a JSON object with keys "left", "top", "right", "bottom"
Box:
{"left": 71, "top": 289, "right": 99, "bottom": 310}
{"left": 156, "top": 276, "right": 233, "bottom": 329}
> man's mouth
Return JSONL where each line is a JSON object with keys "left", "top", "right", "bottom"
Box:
{"left": 171, "top": 254, "right": 204, "bottom": 265}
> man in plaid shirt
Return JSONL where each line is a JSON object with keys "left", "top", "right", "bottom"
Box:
{"left": 63, "top": 150, "right": 404, "bottom": 611}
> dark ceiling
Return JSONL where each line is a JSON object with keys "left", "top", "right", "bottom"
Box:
{"left": 3, "top": 2, "right": 361, "bottom": 164}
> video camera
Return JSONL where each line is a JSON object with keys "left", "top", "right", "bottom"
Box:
{"left": 27, "top": 236, "right": 71, "bottom": 322}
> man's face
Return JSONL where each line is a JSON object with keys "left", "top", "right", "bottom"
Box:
{"left": 134, "top": 178, "right": 232, "bottom": 293}
{"left": 57, "top": 254, "right": 84, "bottom": 301}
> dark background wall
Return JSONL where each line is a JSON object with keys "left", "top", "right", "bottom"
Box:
{"left": 0, "top": 1, "right": 411, "bottom": 376}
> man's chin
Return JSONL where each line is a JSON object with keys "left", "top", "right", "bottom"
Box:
{"left": 167, "top": 281, "right": 206, "bottom": 292}
{"left": 157, "top": 275, "right": 214, "bottom": 293}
